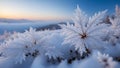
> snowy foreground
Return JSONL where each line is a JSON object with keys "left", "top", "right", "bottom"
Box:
{"left": 0, "top": 5, "right": 120, "bottom": 68}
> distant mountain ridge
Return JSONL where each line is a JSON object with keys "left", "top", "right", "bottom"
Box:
{"left": 0, "top": 18, "right": 68, "bottom": 34}
{"left": 36, "top": 22, "right": 66, "bottom": 30}
{"left": 0, "top": 18, "right": 34, "bottom": 23}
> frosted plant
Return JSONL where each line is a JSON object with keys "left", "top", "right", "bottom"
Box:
{"left": 107, "top": 5, "right": 120, "bottom": 45}
{"left": 115, "top": 5, "right": 120, "bottom": 17}
{"left": 110, "top": 17, "right": 120, "bottom": 30}
{"left": 103, "top": 5, "right": 120, "bottom": 57}
{"left": 110, "top": 5, "right": 120, "bottom": 31}
{"left": 102, "top": 5, "right": 120, "bottom": 57}
{"left": 97, "top": 52, "right": 116, "bottom": 68}
{"left": 109, "top": 5, "right": 120, "bottom": 30}
{"left": 60, "top": 5, "right": 107, "bottom": 55}
{"left": 0, "top": 31, "right": 11, "bottom": 44}
{"left": 1, "top": 36, "right": 33, "bottom": 63}
{"left": 38, "top": 31, "right": 74, "bottom": 63}
{"left": 41, "top": 33, "right": 64, "bottom": 63}
{"left": 0, "top": 28, "right": 42, "bottom": 64}
{"left": 0, "top": 28, "right": 68, "bottom": 64}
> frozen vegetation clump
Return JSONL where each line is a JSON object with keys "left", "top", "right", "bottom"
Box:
{"left": 60, "top": 5, "right": 107, "bottom": 56}
{"left": 0, "top": 5, "right": 120, "bottom": 68}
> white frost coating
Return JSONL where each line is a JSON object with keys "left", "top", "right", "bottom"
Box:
{"left": 60, "top": 5, "right": 107, "bottom": 55}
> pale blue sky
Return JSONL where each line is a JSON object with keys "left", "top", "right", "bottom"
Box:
{"left": 0, "top": 0, "right": 120, "bottom": 21}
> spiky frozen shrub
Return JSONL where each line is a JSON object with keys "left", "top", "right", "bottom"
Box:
{"left": 103, "top": 5, "right": 120, "bottom": 58}
{"left": 0, "top": 28, "right": 74, "bottom": 67}
{"left": 60, "top": 5, "right": 108, "bottom": 56}
{"left": 0, "top": 28, "right": 60, "bottom": 63}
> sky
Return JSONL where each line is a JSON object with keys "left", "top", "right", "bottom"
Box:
{"left": 0, "top": 0, "right": 120, "bottom": 21}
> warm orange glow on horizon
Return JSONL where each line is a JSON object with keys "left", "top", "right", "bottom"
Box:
{"left": 0, "top": 14, "right": 70, "bottom": 21}
{"left": 0, "top": 1, "right": 71, "bottom": 21}
{"left": 0, "top": 9, "right": 69, "bottom": 21}
{"left": 0, "top": 10, "right": 70, "bottom": 21}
